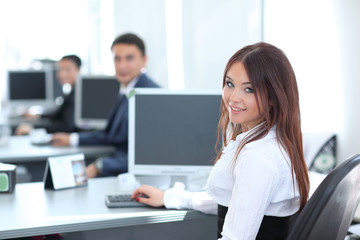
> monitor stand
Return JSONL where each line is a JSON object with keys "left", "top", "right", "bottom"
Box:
{"left": 136, "top": 174, "right": 209, "bottom": 192}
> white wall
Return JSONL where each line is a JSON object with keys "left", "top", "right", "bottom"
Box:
{"left": 264, "top": 0, "right": 343, "bottom": 134}
{"left": 264, "top": 0, "right": 360, "bottom": 162}
{"left": 112, "top": 0, "right": 263, "bottom": 90}
{"left": 182, "top": 0, "right": 262, "bottom": 90}
{"left": 334, "top": 0, "right": 360, "bottom": 161}
{"left": 113, "top": 0, "right": 168, "bottom": 88}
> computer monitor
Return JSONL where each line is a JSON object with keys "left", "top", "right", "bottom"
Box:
{"left": 75, "top": 75, "right": 120, "bottom": 130}
{"left": 7, "top": 70, "right": 53, "bottom": 105}
{"left": 31, "top": 59, "right": 62, "bottom": 104}
{"left": 128, "top": 89, "right": 222, "bottom": 189}
{"left": 52, "top": 69, "right": 64, "bottom": 104}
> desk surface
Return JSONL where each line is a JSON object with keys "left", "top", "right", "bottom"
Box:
{"left": 0, "top": 177, "right": 213, "bottom": 239}
{"left": 2, "top": 172, "right": 353, "bottom": 239}
{"left": 0, "top": 136, "right": 115, "bottom": 163}
{"left": 6, "top": 116, "right": 52, "bottom": 128}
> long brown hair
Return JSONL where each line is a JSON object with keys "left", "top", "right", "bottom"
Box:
{"left": 215, "top": 42, "right": 309, "bottom": 210}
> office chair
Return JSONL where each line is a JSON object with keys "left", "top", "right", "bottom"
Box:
{"left": 287, "top": 154, "right": 360, "bottom": 240}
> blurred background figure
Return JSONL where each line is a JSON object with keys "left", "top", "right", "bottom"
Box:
{"left": 15, "top": 55, "right": 82, "bottom": 135}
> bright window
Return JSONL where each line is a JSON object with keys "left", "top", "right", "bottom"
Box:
{"left": 0, "top": 0, "right": 114, "bottom": 107}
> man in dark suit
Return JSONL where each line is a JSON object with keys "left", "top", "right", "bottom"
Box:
{"left": 15, "top": 55, "right": 82, "bottom": 134}
{"left": 52, "top": 33, "right": 159, "bottom": 178}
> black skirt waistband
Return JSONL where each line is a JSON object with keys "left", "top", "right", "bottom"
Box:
{"left": 217, "top": 204, "right": 297, "bottom": 240}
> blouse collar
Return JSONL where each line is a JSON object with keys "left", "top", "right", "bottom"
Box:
{"left": 226, "top": 123, "right": 276, "bottom": 150}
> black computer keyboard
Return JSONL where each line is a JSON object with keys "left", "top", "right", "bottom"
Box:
{"left": 105, "top": 194, "right": 147, "bottom": 208}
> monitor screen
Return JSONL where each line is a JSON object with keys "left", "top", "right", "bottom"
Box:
{"left": 52, "top": 69, "right": 63, "bottom": 102}
{"left": 75, "top": 75, "right": 120, "bottom": 129}
{"left": 128, "top": 89, "right": 222, "bottom": 179}
{"left": 8, "top": 71, "right": 47, "bottom": 100}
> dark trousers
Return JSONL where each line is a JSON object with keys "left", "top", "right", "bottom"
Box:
{"left": 217, "top": 205, "right": 297, "bottom": 239}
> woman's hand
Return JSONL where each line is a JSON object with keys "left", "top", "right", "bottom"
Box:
{"left": 131, "top": 185, "right": 165, "bottom": 207}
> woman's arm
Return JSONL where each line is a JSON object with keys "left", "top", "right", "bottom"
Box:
{"left": 132, "top": 182, "right": 217, "bottom": 215}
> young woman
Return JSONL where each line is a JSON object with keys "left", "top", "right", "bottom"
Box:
{"left": 132, "top": 42, "right": 310, "bottom": 239}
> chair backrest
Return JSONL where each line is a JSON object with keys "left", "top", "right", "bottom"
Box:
{"left": 287, "top": 154, "right": 360, "bottom": 240}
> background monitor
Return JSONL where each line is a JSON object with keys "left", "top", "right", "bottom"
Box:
{"left": 31, "top": 58, "right": 63, "bottom": 104}
{"left": 75, "top": 75, "right": 120, "bottom": 130}
{"left": 7, "top": 70, "right": 53, "bottom": 109}
{"left": 128, "top": 89, "right": 222, "bottom": 189}
{"left": 52, "top": 69, "right": 64, "bottom": 104}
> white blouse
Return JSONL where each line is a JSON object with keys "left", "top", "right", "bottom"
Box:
{"left": 163, "top": 126, "right": 300, "bottom": 240}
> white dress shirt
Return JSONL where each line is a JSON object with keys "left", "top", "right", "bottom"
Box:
{"left": 69, "top": 77, "right": 139, "bottom": 146}
{"left": 164, "top": 125, "right": 300, "bottom": 240}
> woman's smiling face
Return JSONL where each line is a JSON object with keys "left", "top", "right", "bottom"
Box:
{"left": 222, "top": 61, "right": 264, "bottom": 132}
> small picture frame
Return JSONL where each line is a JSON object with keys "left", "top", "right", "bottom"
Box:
{"left": 44, "top": 153, "right": 88, "bottom": 190}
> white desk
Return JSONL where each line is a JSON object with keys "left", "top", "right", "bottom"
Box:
{"left": 0, "top": 136, "right": 115, "bottom": 182}
{"left": 0, "top": 177, "right": 216, "bottom": 240}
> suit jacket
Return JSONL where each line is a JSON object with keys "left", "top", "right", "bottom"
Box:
{"left": 78, "top": 74, "right": 160, "bottom": 176}
{"left": 40, "top": 89, "right": 78, "bottom": 133}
